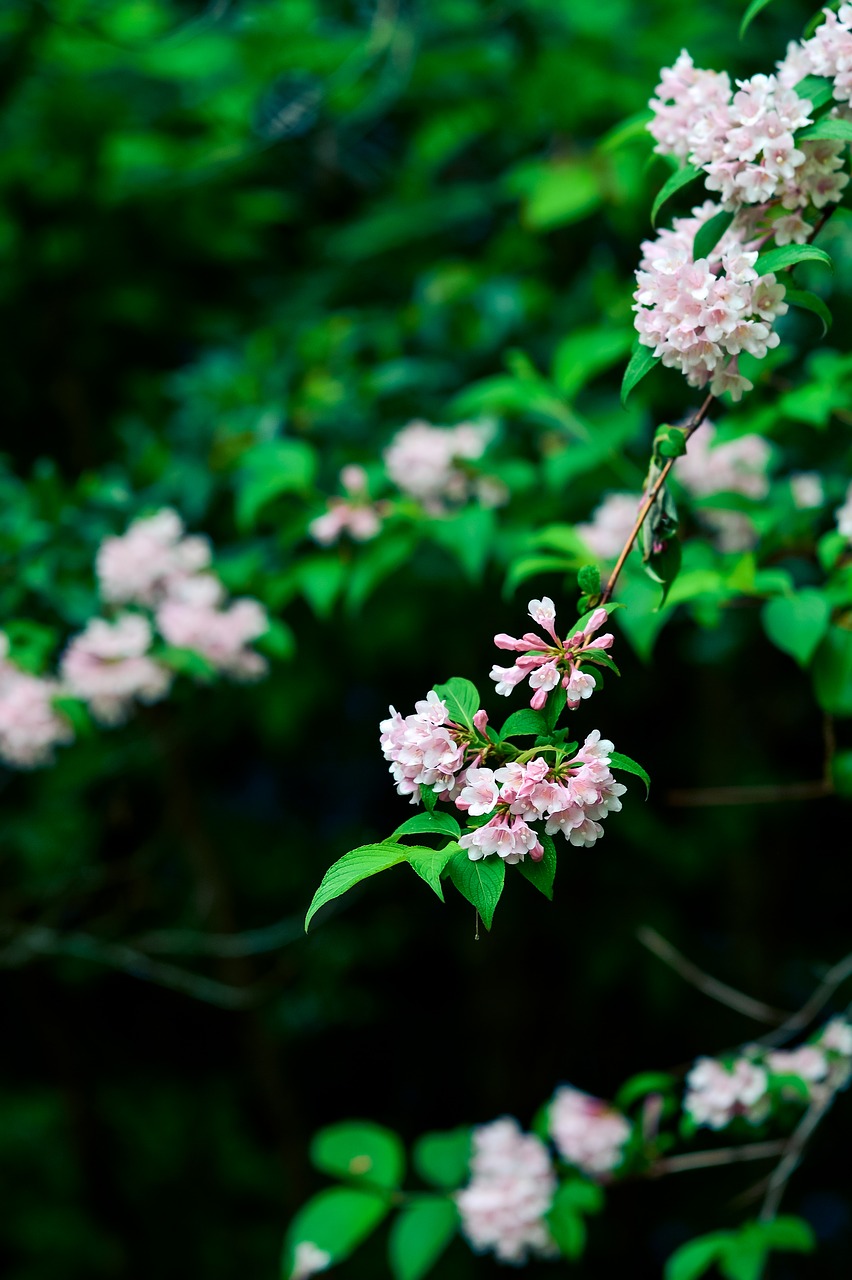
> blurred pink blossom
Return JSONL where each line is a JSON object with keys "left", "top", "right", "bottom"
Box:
{"left": 456, "top": 1118, "right": 557, "bottom": 1265}
{"left": 549, "top": 1086, "right": 631, "bottom": 1177}
{"left": 60, "top": 613, "right": 171, "bottom": 725}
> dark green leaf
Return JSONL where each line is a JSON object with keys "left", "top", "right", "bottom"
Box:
{"left": 664, "top": 1232, "right": 730, "bottom": 1280}
{"left": 762, "top": 590, "right": 831, "bottom": 667}
{"left": 388, "top": 1198, "right": 458, "bottom": 1280}
{"left": 311, "top": 1122, "right": 405, "bottom": 1190}
{"left": 283, "top": 1187, "right": 389, "bottom": 1276}
{"left": 650, "top": 164, "right": 703, "bottom": 226}
{"left": 517, "top": 831, "right": 557, "bottom": 900}
{"left": 413, "top": 1128, "right": 472, "bottom": 1190}
{"left": 754, "top": 244, "right": 832, "bottom": 276}
{"left": 615, "top": 1071, "right": 677, "bottom": 1110}
{"left": 812, "top": 625, "right": 852, "bottom": 716}
{"left": 432, "top": 677, "right": 480, "bottom": 729}
{"left": 609, "top": 750, "right": 651, "bottom": 796}
{"left": 420, "top": 784, "right": 438, "bottom": 813}
{"left": 621, "top": 341, "right": 659, "bottom": 406}
{"left": 542, "top": 684, "right": 567, "bottom": 732}
{"left": 693, "top": 208, "right": 734, "bottom": 261}
{"left": 448, "top": 850, "right": 505, "bottom": 929}
{"left": 236, "top": 439, "right": 317, "bottom": 531}
{"left": 655, "top": 425, "right": 689, "bottom": 459}
{"left": 784, "top": 286, "right": 832, "bottom": 336}
{"left": 739, "top": 0, "right": 777, "bottom": 39}
{"left": 644, "top": 535, "right": 682, "bottom": 607}
{"left": 577, "top": 563, "right": 601, "bottom": 596}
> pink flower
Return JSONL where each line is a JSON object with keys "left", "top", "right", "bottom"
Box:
{"left": 836, "top": 481, "right": 852, "bottom": 540}
{"left": 0, "top": 638, "right": 74, "bottom": 768}
{"left": 459, "top": 813, "right": 543, "bottom": 864}
{"left": 549, "top": 1087, "right": 631, "bottom": 1177}
{"left": 289, "top": 1243, "right": 331, "bottom": 1280}
{"left": 577, "top": 492, "right": 640, "bottom": 562}
{"left": 456, "top": 1118, "right": 557, "bottom": 1265}
{"left": 456, "top": 767, "right": 500, "bottom": 816}
{"left": 97, "top": 509, "right": 211, "bottom": 607}
{"left": 309, "top": 466, "right": 384, "bottom": 545}
{"left": 766, "top": 1046, "right": 829, "bottom": 1093}
{"left": 383, "top": 420, "right": 493, "bottom": 512}
{"left": 156, "top": 593, "right": 268, "bottom": 680}
{"left": 489, "top": 598, "right": 614, "bottom": 713}
{"left": 60, "top": 614, "right": 172, "bottom": 725}
{"left": 684, "top": 1056, "right": 769, "bottom": 1130}
{"left": 380, "top": 692, "right": 467, "bottom": 803}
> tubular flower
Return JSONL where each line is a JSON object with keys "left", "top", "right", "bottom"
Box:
{"left": 490, "top": 598, "right": 614, "bottom": 712}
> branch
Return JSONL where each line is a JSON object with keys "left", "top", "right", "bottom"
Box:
{"left": 759, "top": 1087, "right": 837, "bottom": 1222}
{"left": 650, "top": 1139, "right": 787, "bottom": 1177}
{"left": 637, "top": 926, "right": 792, "bottom": 1025}
{"left": 756, "top": 951, "right": 852, "bottom": 1049}
{"left": 600, "top": 392, "right": 715, "bottom": 604}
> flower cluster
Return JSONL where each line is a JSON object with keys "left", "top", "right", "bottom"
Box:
{"left": 634, "top": 202, "right": 788, "bottom": 402}
{"left": 0, "top": 510, "right": 271, "bottom": 770}
{"left": 456, "top": 1118, "right": 557, "bottom": 1265}
{"left": 491, "top": 598, "right": 615, "bottom": 712}
{"left": 379, "top": 690, "right": 470, "bottom": 803}
{"left": 309, "top": 465, "right": 386, "bottom": 546}
{"left": 548, "top": 1087, "right": 632, "bottom": 1178}
{"left": 0, "top": 636, "right": 74, "bottom": 768}
{"left": 458, "top": 732, "right": 626, "bottom": 859}
{"left": 383, "top": 420, "right": 497, "bottom": 512}
{"left": 684, "top": 1017, "right": 852, "bottom": 1130}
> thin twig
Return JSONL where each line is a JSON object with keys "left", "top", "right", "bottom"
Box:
{"left": 666, "top": 779, "right": 831, "bottom": 806}
{"left": 650, "top": 1139, "right": 787, "bottom": 1177}
{"left": 756, "top": 951, "right": 852, "bottom": 1049}
{"left": 601, "top": 393, "right": 715, "bottom": 604}
{"left": 759, "top": 1088, "right": 837, "bottom": 1221}
{"left": 637, "top": 926, "right": 792, "bottom": 1025}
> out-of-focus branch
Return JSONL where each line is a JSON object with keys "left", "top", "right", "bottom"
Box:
{"left": 650, "top": 1139, "right": 787, "bottom": 1177}
{"left": 637, "top": 926, "right": 791, "bottom": 1025}
{"left": 759, "top": 1087, "right": 837, "bottom": 1222}
{"left": 757, "top": 951, "right": 852, "bottom": 1049}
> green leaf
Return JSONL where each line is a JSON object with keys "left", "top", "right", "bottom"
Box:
{"left": 432, "top": 677, "right": 481, "bottom": 729}
{"left": 542, "top": 684, "right": 567, "bottom": 732}
{"left": 282, "top": 1187, "right": 388, "bottom": 1277}
{"left": 577, "top": 563, "right": 601, "bottom": 596}
{"left": 784, "top": 286, "right": 832, "bottom": 336}
{"left": 644, "top": 535, "right": 682, "bottom": 607}
{"left": 505, "top": 554, "right": 580, "bottom": 595}
{"left": 517, "top": 831, "right": 557, "bottom": 900}
{"left": 609, "top": 750, "right": 651, "bottom": 797}
{"left": 448, "top": 850, "right": 505, "bottom": 929}
{"left": 552, "top": 326, "right": 634, "bottom": 399}
{"left": 157, "top": 644, "right": 218, "bottom": 682}
{"left": 615, "top": 1071, "right": 677, "bottom": 1110}
{"left": 305, "top": 844, "right": 408, "bottom": 931}
{"left": 346, "top": 531, "right": 417, "bottom": 612}
{"left": 754, "top": 244, "right": 832, "bottom": 276}
{"left": 757, "top": 1216, "right": 815, "bottom": 1252}
{"left": 621, "top": 341, "right": 659, "bottom": 407}
{"left": 739, "top": 0, "right": 777, "bottom": 39}
{"left": 388, "top": 1197, "right": 458, "bottom": 1280}
{"left": 832, "top": 749, "right": 852, "bottom": 796}
{"left": 420, "top": 784, "right": 438, "bottom": 813}
{"left": 693, "top": 208, "right": 734, "bottom": 261}
{"left": 762, "top": 589, "right": 831, "bottom": 667}
{"left": 428, "top": 506, "right": 496, "bottom": 581}
{"left": 390, "top": 813, "right": 462, "bottom": 843}
{"left": 665, "top": 1232, "right": 730, "bottom": 1280}
{"left": 547, "top": 1201, "right": 586, "bottom": 1259}
{"left": 650, "top": 163, "right": 703, "bottom": 225}
{"left": 499, "top": 709, "right": 550, "bottom": 739}
{"left": 718, "top": 1242, "right": 765, "bottom": 1280}
{"left": 405, "top": 843, "right": 461, "bottom": 902}
{"left": 797, "top": 117, "right": 852, "bottom": 142}
{"left": 654, "top": 425, "right": 689, "bottom": 459}
{"left": 51, "top": 696, "right": 93, "bottom": 738}
{"left": 812, "top": 625, "right": 852, "bottom": 716}
{"left": 236, "top": 439, "right": 317, "bottom": 531}
{"left": 311, "top": 1122, "right": 405, "bottom": 1190}
{"left": 413, "top": 1128, "right": 472, "bottom": 1190}
{"left": 793, "top": 74, "right": 834, "bottom": 109}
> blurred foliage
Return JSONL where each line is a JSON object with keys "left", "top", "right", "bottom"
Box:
{"left": 2, "top": 0, "right": 852, "bottom": 1277}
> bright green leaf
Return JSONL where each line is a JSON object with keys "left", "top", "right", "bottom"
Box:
{"left": 390, "top": 813, "right": 462, "bottom": 843}
{"left": 797, "top": 117, "right": 852, "bottom": 142}
{"left": 609, "top": 750, "right": 651, "bottom": 796}
{"left": 236, "top": 440, "right": 317, "bottom": 530}
{"left": 432, "top": 677, "right": 480, "bottom": 729}
{"left": 754, "top": 244, "right": 832, "bottom": 276}
{"left": 665, "top": 1232, "right": 731, "bottom": 1280}
{"left": 305, "top": 845, "right": 409, "bottom": 931}
{"left": 282, "top": 1187, "right": 388, "bottom": 1277}
{"left": 793, "top": 74, "right": 834, "bottom": 108}
{"left": 413, "top": 1128, "right": 472, "bottom": 1190}
{"left": 621, "top": 341, "right": 659, "bottom": 406}
{"left": 762, "top": 589, "right": 831, "bottom": 667}
{"left": 499, "top": 709, "right": 550, "bottom": 739}
{"left": 311, "top": 1122, "right": 405, "bottom": 1190}
{"left": 388, "top": 1197, "right": 458, "bottom": 1280}
{"left": 448, "top": 850, "right": 505, "bottom": 929}
{"left": 517, "top": 831, "right": 557, "bottom": 900}
{"left": 404, "top": 843, "right": 461, "bottom": 902}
